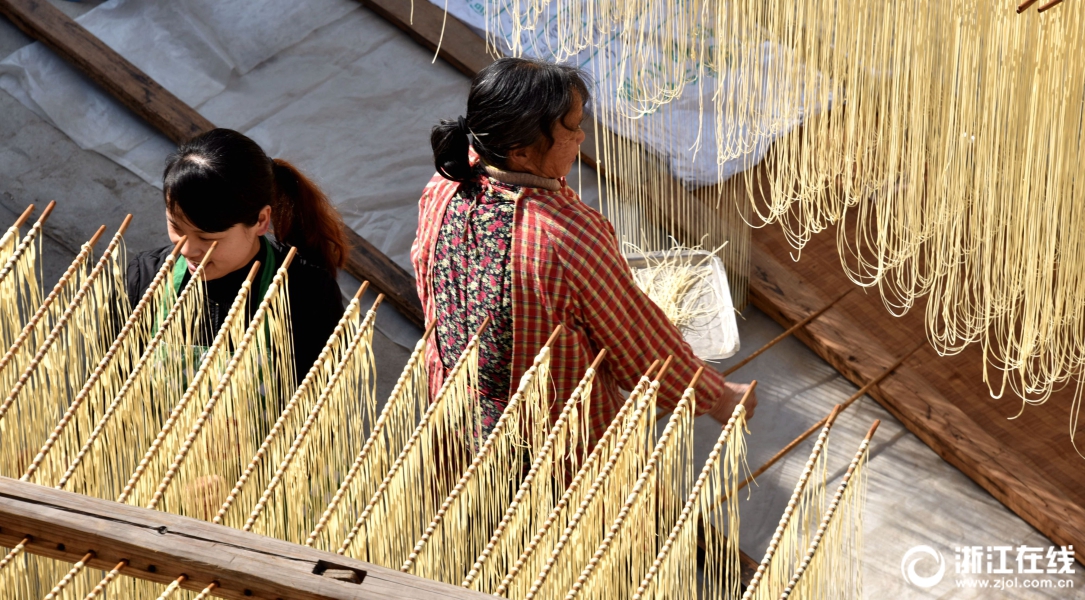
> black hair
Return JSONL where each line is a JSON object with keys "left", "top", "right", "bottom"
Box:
{"left": 163, "top": 128, "right": 349, "bottom": 274}
{"left": 431, "top": 57, "right": 591, "bottom": 182}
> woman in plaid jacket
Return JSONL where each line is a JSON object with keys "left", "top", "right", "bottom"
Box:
{"left": 411, "top": 57, "right": 757, "bottom": 443}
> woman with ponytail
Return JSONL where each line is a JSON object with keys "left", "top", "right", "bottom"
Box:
{"left": 412, "top": 57, "right": 757, "bottom": 444}
{"left": 127, "top": 128, "right": 350, "bottom": 380}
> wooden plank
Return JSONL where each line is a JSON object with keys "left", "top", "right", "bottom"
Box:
{"left": 0, "top": 0, "right": 213, "bottom": 144}
{"left": 0, "top": 0, "right": 424, "bottom": 327}
{"left": 0, "top": 477, "right": 490, "bottom": 600}
{"left": 344, "top": 228, "right": 425, "bottom": 326}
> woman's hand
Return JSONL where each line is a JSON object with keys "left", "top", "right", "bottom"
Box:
{"left": 708, "top": 381, "right": 757, "bottom": 424}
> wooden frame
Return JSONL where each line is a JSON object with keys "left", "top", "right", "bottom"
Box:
{"left": 0, "top": 476, "right": 489, "bottom": 600}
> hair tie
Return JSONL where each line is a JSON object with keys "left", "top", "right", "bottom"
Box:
{"left": 457, "top": 116, "right": 471, "bottom": 139}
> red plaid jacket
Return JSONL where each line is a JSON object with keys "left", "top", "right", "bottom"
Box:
{"left": 411, "top": 170, "right": 730, "bottom": 441}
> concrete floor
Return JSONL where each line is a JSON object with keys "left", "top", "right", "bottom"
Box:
{"left": 0, "top": 3, "right": 1080, "bottom": 598}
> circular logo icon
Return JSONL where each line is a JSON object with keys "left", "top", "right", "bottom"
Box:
{"left": 901, "top": 545, "right": 946, "bottom": 589}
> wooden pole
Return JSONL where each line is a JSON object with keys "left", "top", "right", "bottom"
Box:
{"left": 0, "top": 475, "right": 491, "bottom": 600}
{"left": 722, "top": 290, "right": 852, "bottom": 378}
{"left": 12, "top": 203, "right": 34, "bottom": 228}
{"left": 1037, "top": 0, "right": 1069, "bottom": 12}
{"left": 543, "top": 324, "right": 564, "bottom": 350}
{"left": 723, "top": 340, "right": 924, "bottom": 506}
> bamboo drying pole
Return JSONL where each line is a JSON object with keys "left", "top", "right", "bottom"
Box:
{"left": 777, "top": 420, "right": 880, "bottom": 600}
{"left": 1037, "top": 0, "right": 1069, "bottom": 12}
{"left": 13, "top": 203, "right": 35, "bottom": 227}
{"left": 713, "top": 340, "right": 923, "bottom": 510}
{"left": 722, "top": 291, "right": 852, "bottom": 378}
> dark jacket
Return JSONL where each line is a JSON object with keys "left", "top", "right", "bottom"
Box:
{"left": 126, "top": 237, "right": 346, "bottom": 382}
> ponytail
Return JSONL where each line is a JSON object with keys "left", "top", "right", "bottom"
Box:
{"left": 430, "top": 59, "right": 591, "bottom": 181}
{"left": 165, "top": 128, "right": 350, "bottom": 276}
{"left": 271, "top": 159, "right": 349, "bottom": 275}
{"left": 431, "top": 116, "right": 475, "bottom": 183}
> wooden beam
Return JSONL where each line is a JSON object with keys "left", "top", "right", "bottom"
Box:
{"left": 344, "top": 228, "right": 425, "bottom": 325}
{"left": 0, "top": 477, "right": 490, "bottom": 600}
{"left": 358, "top": 0, "right": 494, "bottom": 78}
{"left": 0, "top": 0, "right": 212, "bottom": 144}
{"left": 0, "top": 0, "right": 425, "bottom": 327}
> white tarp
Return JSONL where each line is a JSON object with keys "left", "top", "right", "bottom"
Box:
{"left": 1, "top": 0, "right": 355, "bottom": 185}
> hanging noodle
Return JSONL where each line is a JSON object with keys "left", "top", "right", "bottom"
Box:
{"left": 0, "top": 212, "right": 22, "bottom": 265}
{"left": 53, "top": 243, "right": 212, "bottom": 501}
{"left": 463, "top": 349, "right": 607, "bottom": 593}
{"left": 0, "top": 222, "right": 92, "bottom": 422}
{"left": 336, "top": 320, "right": 484, "bottom": 567}
{"left": 403, "top": 339, "right": 555, "bottom": 584}
{"left": 0, "top": 204, "right": 49, "bottom": 352}
{"left": 148, "top": 250, "right": 298, "bottom": 520}
{"left": 212, "top": 284, "right": 374, "bottom": 533}
{"left": 0, "top": 218, "right": 130, "bottom": 479}
{"left": 306, "top": 321, "right": 434, "bottom": 552}
{"left": 239, "top": 293, "right": 378, "bottom": 544}
{"left": 336, "top": 318, "right": 486, "bottom": 564}
{"left": 780, "top": 423, "right": 875, "bottom": 600}
{"left": 635, "top": 397, "right": 748, "bottom": 600}
{"left": 565, "top": 369, "right": 702, "bottom": 600}
{"left": 516, "top": 359, "right": 667, "bottom": 600}
{"left": 492, "top": 360, "right": 661, "bottom": 597}
{"left": 20, "top": 237, "right": 186, "bottom": 486}
{"left": 741, "top": 407, "right": 835, "bottom": 600}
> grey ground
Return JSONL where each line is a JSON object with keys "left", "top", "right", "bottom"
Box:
{"left": 0, "top": 3, "right": 1079, "bottom": 597}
